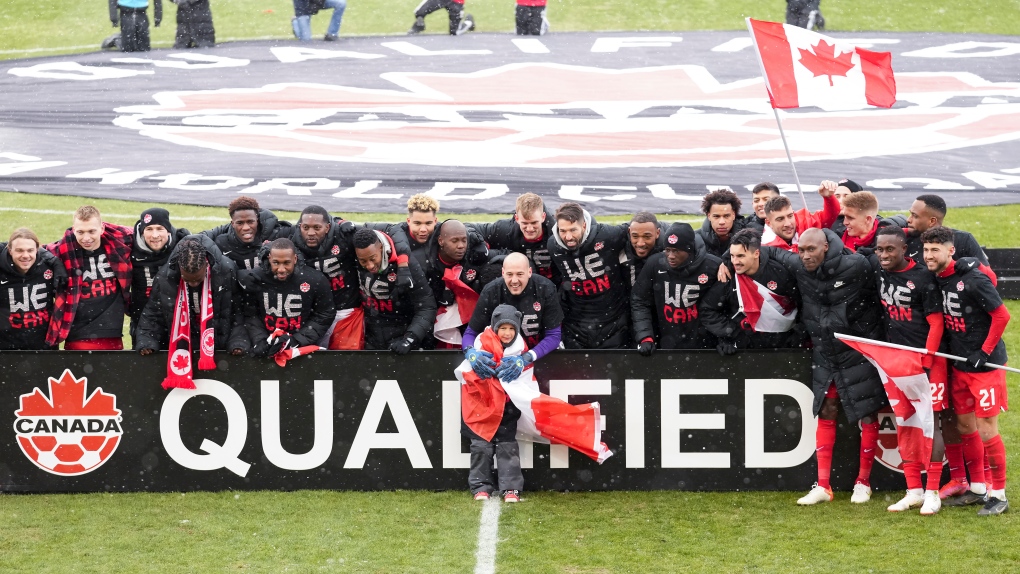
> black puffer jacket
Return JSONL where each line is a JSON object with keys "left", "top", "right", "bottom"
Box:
{"left": 773, "top": 229, "right": 888, "bottom": 422}
{"left": 202, "top": 208, "right": 292, "bottom": 271}
{"left": 134, "top": 234, "right": 249, "bottom": 353}
{"left": 0, "top": 244, "right": 66, "bottom": 350}
{"left": 130, "top": 222, "right": 191, "bottom": 321}
{"left": 696, "top": 215, "right": 752, "bottom": 259}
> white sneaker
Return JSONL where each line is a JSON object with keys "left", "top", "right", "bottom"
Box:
{"left": 920, "top": 490, "right": 942, "bottom": 515}
{"left": 850, "top": 482, "right": 872, "bottom": 503}
{"left": 797, "top": 483, "right": 833, "bottom": 505}
{"left": 887, "top": 489, "right": 924, "bottom": 512}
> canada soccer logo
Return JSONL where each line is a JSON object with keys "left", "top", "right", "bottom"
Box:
{"left": 143, "top": 213, "right": 152, "bottom": 224}
{"left": 957, "top": 281, "right": 965, "bottom": 291}
{"left": 43, "top": 269, "right": 53, "bottom": 280}
{"left": 667, "top": 234, "right": 678, "bottom": 245}
{"left": 698, "top": 274, "right": 708, "bottom": 284}
{"left": 533, "top": 302, "right": 542, "bottom": 311}
{"left": 331, "top": 245, "right": 340, "bottom": 256}
{"left": 14, "top": 369, "right": 123, "bottom": 476}
{"left": 201, "top": 328, "right": 215, "bottom": 355}
{"left": 906, "top": 280, "right": 915, "bottom": 290}
{"left": 595, "top": 242, "right": 604, "bottom": 251}
{"left": 465, "top": 269, "right": 477, "bottom": 281}
{"left": 387, "top": 272, "right": 397, "bottom": 282}
{"left": 300, "top": 282, "right": 310, "bottom": 293}
{"left": 767, "top": 280, "right": 778, "bottom": 291}
{"left": 869, "top": 406, "right": 945, "bottom": 473}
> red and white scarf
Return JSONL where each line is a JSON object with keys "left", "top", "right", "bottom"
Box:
{"left": 162, "top": 268, "right": 216, "bottom": 390}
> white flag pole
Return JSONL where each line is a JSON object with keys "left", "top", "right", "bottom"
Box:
{"left": 835, "top": 333, "right": 1020, "bottom": 375}
{"left": 745, "top": 18, "right": 810, "bottom": 211}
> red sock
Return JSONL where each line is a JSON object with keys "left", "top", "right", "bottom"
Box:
{"left": 961, "top": 431, "right": 986, "bottom": 486}
{"left": 816, "top": 418, "right": 837, "bottom": 489}
{"left": 903, "top": 461, "right": 924, "bottom": 491}
{"left": 856, "top": 421, "right": 880, "bottom": 487}
{"left": 944, "top": 442, "right": 967, "bottom": 482}
{"left": 925, "top": 461, "right": 944, "bottom": 491}
{"left": 983, "top": 435, "right": 1007, "bottom": 491}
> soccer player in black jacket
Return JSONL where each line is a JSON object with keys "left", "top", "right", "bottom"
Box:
{"left": 353, "top": 228, "right": 437, "bottom": 354}
{"left": 548, "top": 202, "right": 630, "bottom": 349}
{"left": 238, "top": 238, "right": 335, "bottom": 359}
{"left": 696, "top": 189, "right": 753, "bottom": 259}
{"left": 469, "top": 192, "right": 558, "bottom": 283}
{"left": 871, "top": 226, "right": 946, "bottom": 515}
{"left": 631, "top": 222, "right": 726, "bottom": 353}
{"left": 924, "top": 226, "right": 1011, "bottom": 516}
{"left": 0, "top": 229, "right": 66, "bottom": 350}
{"left": 202, "top": 196, "right": 292, "bottom": 271}
{"left": 130, "top": 208, "right": 190, "bottom": 346}
{"left": 906, "top": 194, "right": 995, "bottom": 282}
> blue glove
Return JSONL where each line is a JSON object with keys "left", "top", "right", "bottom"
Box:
{"left": 465, "top": 348, "right": 496, "bottom": 378}
{"left": 496, "top": 353, "right": 533, "bottom": 383}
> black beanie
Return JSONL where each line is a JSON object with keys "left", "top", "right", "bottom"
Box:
{"left": 491, "top": 304, "right": 523, "bottom": 335}
{"left": 838, "top": 179, "right": 863, "bottom": 193}
{"left": 139, "top": 207, "right": 174, "bottom": 234}
{"left": 663, "top": 222, "right": 697, "bottom": 256}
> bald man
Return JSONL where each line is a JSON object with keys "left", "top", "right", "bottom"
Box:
{"left": 464, "top": 252, "right": 563, "bottom": 362}
{"left": 425, "top": 219, "right": 502, "bottom": 348}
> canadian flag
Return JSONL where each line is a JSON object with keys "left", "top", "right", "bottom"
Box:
{"left": 735, "top": 274, "right": 797, "bottom": 333}
{"left": 433, "top": 265, "right": 480, "bottom": 346}
{"left": 839, "top": 337, "right": 934, "bottom": 467}
{"left": 746, "top": 18, "right": 896, "bottom": 110}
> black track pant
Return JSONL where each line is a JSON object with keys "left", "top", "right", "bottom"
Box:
{"left": 174, "top": 0, "right": 216, "bottom": 48}
{"left": 119, "top": 7, "right": 150, "bottom": 52}
{"left": 414, "top": 0, "right": 463, "bottom": 35}
{"left": 515, "top": 5, "right": 546, "bottom": 35}
{"left": 786, "top": 0, "right": 821, "bottom": 28}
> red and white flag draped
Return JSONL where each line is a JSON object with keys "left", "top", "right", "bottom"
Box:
{"left": 735, "top": 274, "right": 797, "bottom": 333}
{"left": 433, "top": 265, "right": 480, "bottom": 346}
{"left": 455, "top": 328, "right": 613, "bottom": 464}
{"left": 161, "top": 268, "right": 215, "bottom": 390}
{"left": 746, "top": 18, "right": 897, "bottom": 110}
{"left": 268, "top": 329, "right": 321, "bottom": 367}
{"left": 840, "top": 337, "right": 934, "bottom": 466}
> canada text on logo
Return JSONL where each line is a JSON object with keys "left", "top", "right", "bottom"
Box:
{"left": 14, "top": 369, "right": 123, "bottom": 476}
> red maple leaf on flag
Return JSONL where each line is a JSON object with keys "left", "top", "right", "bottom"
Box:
{"left": 798, "top": 40, "right": 855, "bottom": 86}
{"left": 173, "top": 352, "right": 190, "bottom": 371}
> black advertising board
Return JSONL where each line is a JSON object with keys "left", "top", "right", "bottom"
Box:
{"left": 0, "top": 350, "right": 915, "bottom": 493}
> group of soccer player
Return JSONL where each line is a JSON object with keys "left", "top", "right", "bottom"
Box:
{"left": 0, "top": 180, "right": 1009, "bottom": 514}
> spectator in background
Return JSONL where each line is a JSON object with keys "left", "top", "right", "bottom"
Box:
{"left": 292, "top": 0, "right": 346, "bottom": 41}
{"left": 516, "top": 0, "right": 547, "bottom": 35}
{"left": 172, "top": 0, "right": 216, "bottom": 48}
{"left": 107, "top": 0, "right": 161, "bottom": 52}
{"left": 47, "top": 206, "right": 134, "bottom": 350}
{"left": 202, "top": 196, "right": 292, "bottom": 271}
{"left": 408, "top": 0, "right": 475, "bottom": 35}
{"left": 0, "top": 229, "right": 66, "bottom": 350}
{"left": 130, "top": 208, "right": 190, "bottom": 346}
{"left": 786, "top": 0, "right": 824, "bottom": 30}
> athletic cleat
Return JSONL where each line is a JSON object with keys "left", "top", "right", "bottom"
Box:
{"left": 850, "top": 482, "right": 872, "bottom": 504}
{"left": 887, "top": 489, "right": 924, "bottom": 512}
{"left": 944, "top": 490, "right": 988, "bottom": 507}
{"left": 473, "top": 491, "right": 489, "bottom": 501}
{"left": 503, "top": 490, "right": 520, "bottom": 503}
{"left": 977, "top": 497, "right": 1009, "bottom": 516}
{"left": 920, "top": 491, "right": 942, "bottom": 515}
{"left": 938, "top": 478, "right": 970, "bottom": 499}
{"left": 324, "top": 34, "right": 338, "bottom": 41}
{"left": 796, "top": 484, "right": 833, "bottom": 505}
{"left": 408, "top": 18, "right": 425, "bottom": 35}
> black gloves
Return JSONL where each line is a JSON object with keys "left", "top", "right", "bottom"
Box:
{"left": 395, "top": 266, "right": 413, "bottom": 294}
{"left": 251, "top": 340, "right": 270, "bottom": 358}
{"left": 967, "top": 350, "right": 990, "bottom": 370}
{"left": 390, "top": 336, "right": 416, "bottom": 355}
{"left": 716, "top": 339, "right": 738, "bottom": 356}
{"left": 637, "top": 340, "right": 655, "bottom": 357}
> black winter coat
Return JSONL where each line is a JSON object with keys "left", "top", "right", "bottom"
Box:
{"left": 772, "top": 230, "right": 888, "bottom": 422}
{"left": 290, "top": 217, "right": 363, "bottom": 311}
{"left": 0, "top": 244, "right": 66, "bottom": 350}
{"left": 356, "top": 231, "right": 437, "bottom": 349}
{"left": 134, "top": 234, "right": 249, "bottom": 353}
{"left": 697, "top": 215, "right": 752, "bottom": 259}
{"left": 202, "top": 208, "right": 292, "bottom": 271}
{"left": 469, "top": 207, "right": 559, "bottom": 283}
{"left": 130, "top": 223, "right": 191, "bottom": 321}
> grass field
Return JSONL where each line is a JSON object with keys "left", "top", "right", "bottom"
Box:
{"left": 3, "top": 2, "right": 1020, "bottom": 573}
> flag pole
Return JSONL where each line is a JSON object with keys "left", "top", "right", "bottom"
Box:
{"left": 835, "top": 333, "right": 1020, "bottom": 375}
{"left": 745, "top": 18, "right": 810, "bottom": 210}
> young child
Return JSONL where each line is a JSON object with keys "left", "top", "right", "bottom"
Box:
{"left": 460, "top": 304, "right": 526, "bottom": 503}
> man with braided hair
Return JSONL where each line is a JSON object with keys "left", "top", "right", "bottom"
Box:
{"left": 238, "top": 238, "right": 335, "bottom": 359}
{"left": 136, "top": 235, "right": 248, "bottom": 356}
{"left": 353, "top": 227, "right": 436, "bottom": 354}
{"left": 202, "top": 196, "right": 292, "bottom": 271}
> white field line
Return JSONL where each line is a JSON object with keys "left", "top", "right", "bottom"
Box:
{"left": 0, "top": 206, "right": 225, "bottom": 222}
{"left": 473, "top": 496, "right": 502, "bottom": 574}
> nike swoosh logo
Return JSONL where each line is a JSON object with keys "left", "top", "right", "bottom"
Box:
{"left": 863, "top": 449, "right": 874, "bottom": 453}
{"left": 0, "top": 280, "right": 8, "bottom": 285}
{"left": 223, "top": 251, "right": 233, "bottom": 255}
{"left": 909, "top": 252, "right": 919, "bottom": 258}
{"left": 657, "top": 270, "right": 667, "bottom": 274}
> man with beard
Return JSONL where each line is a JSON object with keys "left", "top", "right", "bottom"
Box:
{"left": 761, "top": 181, "right": 841, "bottom": 252}
{"left": 0, "top": 229, "right": 66, "bottom": 350}
{"left": 425, "top": 220, "right": 502, "bottom": 348}
{"left": 47, "top": 206, "right": 134, "bottom": 350}
{"left": 870, "top": 226, "right": 946, "bottom": 515}
{"left": 905, "top": 194, "right": 993, "bottom": 279}
{"left": 548, "top": 202, "right": 630, "bottom": 349}
{"left": 696, "top": 189, "right": 752, "bottom": 259}
{"left": 136, "top": 235, "right": 249, "bottom": 356}
{"left": 130, "top": 207, "right": 190, "bottom": 346}
{"left": 778, "top": 228, "right": 888, "bottom": 506}
{"left": 239, "top": 238, "right": 334, "bottom": 359}
{"left": 202, "top": 196, "right": 292, "bottom": 271}
{"left": 290, "top": 205, "right": 386, "bottom": 350}
{"left": 469, "top": 193, "right": 558, "bottom": 283}
{"left": 353, "top": 228, "right": 437, "bottom": 354}
{"left": 464, "top": 252, "right": 563, "bottom": 371}
{"left": 620, "top": 212, "right": 671, "bottom": 293}
{"left": 924, "top": 227, "right": 1011, "bottom": 516}
{"left": 631, "top": 222, "right": 726, "bottom": 353}
{"left": 702, "top": 229, "right": 802, "bottom": 353}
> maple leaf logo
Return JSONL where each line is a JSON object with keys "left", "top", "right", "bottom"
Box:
{"left": 170, "top": 349, "right": 191, "bottom": 376}
{"left": 798, "top": 40, "right": 855, "bottom": 87}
